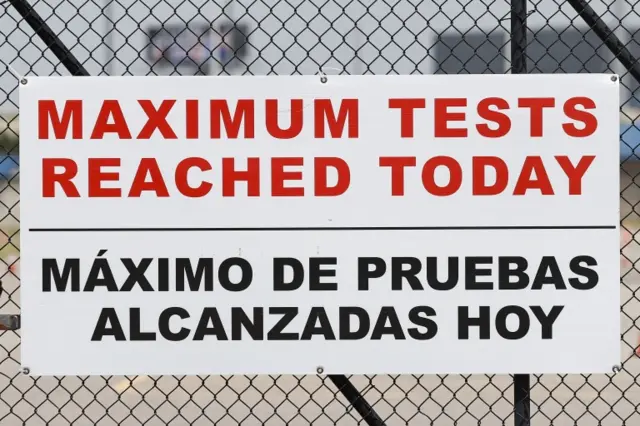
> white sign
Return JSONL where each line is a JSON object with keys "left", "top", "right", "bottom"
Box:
{"left": 19, "top": 74, "right": 620, "bottom": 376}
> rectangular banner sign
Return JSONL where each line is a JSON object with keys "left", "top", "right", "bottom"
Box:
{"left": 19, "top": 74, "right": 620, "bottom": 376}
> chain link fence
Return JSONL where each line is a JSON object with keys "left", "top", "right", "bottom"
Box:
{"left": 1, "top": 0, "right": 640, "bottom": 424}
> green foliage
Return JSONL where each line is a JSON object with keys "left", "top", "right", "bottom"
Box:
{"left": 0, "top": 114, "right": 18, "bottom": 155}
{"left": 0, "top": 131, "right": 18, "bottom": 154}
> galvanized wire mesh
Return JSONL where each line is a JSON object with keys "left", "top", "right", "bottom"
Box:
{"left": 1, "top": 0, "right": 639, "bottom": 424}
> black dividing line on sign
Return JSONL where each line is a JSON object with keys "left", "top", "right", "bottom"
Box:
{"left": 28, "top": 225, "right": 617, "bottom": 232}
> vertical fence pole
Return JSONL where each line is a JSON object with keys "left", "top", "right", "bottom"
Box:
{"left": 510, "top": 0, "right": 528, "bottom": 74}
{"left": 103, "top": 0, "right": 115, "bottom": 75}
{"left": 514, "top": 373, "right": 531, "bottom": 426}
{"left": 510, "top": 0, "right": 531, "bottom": 425}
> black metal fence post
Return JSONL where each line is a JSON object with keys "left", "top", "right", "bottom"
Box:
{"left": 510, "top": 0, "right": 531, "bottom": 425}
{"left": 514, "top": 373, "right": 531, "bottom": 426}
{"left": 8, "top": 0, "right": 89, "bottom": 76}
{"left": 327, "top": 375, "right": 386, "bottom": 426}
{"left": 566, "top": 0, "right": 640, "bottom": 85}
{"left": 510, "top": 0, "right": 528, "bottom": 74}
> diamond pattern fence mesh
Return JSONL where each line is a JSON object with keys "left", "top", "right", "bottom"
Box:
{"left": 1, "top": 0, "right": 640, "bottom": 424}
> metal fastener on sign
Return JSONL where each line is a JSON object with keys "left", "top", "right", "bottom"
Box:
{"left": 611, "top": 75, "right": 618, "bottom": 82}
{"left": 612, "top": 365, "right": 621, "bottom": 374}
{"left": 316, "top": 366, "right": 324, "bottom": 374}
{"left": 22, "top": 367, "right": 30, "bottom": 375}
